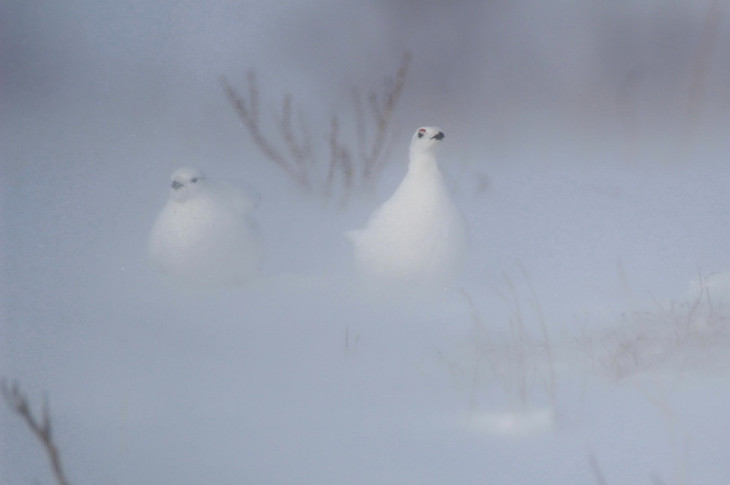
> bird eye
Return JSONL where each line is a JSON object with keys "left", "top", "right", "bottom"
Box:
{"left": 191, "top": 178, "right": 198, "bottom": 183}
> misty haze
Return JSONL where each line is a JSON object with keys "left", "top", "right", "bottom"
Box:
{"left": 3, "top": 1, "right": 730, "bottom": 484}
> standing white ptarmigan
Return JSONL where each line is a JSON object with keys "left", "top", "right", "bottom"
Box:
{"left": 148, "top": 167, "right": 263, "bottom": 286}
{"left": 346, "top": 127, "right": 468, "bottom": 288}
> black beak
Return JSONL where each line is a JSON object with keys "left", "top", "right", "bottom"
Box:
{"left": 171, "top": 180, "right": 184, "bottom": 190}
{"left": 432, "top": 131, "right": 445, "bottom": 140}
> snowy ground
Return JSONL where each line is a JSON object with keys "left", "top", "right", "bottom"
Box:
{"left": 5, "top": 117, "right": 730, "bottom": 484}
{"left": 4, "top": 2, "right": 730, "bottom": 484}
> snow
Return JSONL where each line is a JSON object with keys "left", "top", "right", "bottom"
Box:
{"left": 4, "top": 1, "right": 730, "bottom": 484}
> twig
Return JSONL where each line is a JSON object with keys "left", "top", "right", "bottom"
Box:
{"left": 325, "top": 116, "right": 342, "bottom": 201}
{"left": 351, "top": 87, "right": 368, "bottom": 166}
{"left": 686, "top": 271, "right": 707, "bottom": 330}
{"left": 222, "top": 51, "right": 411, "bottom": 203}
{"left": 274, "top": 93, "right": 312, "bottom": 186}
{"left": 221, "top": 75, "right": 309, "bottom": 188}
{"left": 362, "top": 51, "right": 412, "bottom": 185}
{"left": 1, "top": 379, "right": 70, "bottom": 485}
{"left": 588, "top": 453, "right": 609, "bottom": 485}
{"left": 325, "top": 115, "right": 356, "bottom": 207}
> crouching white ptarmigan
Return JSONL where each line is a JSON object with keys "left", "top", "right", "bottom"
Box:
{"left": 346, "top": 127, "right": 468, "bottom": 289}
{"left": 148, "top": 167, "right": 263, "bottom": 287}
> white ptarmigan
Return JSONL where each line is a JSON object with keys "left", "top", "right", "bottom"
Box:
{"left": 346, "top": 127, "right": 468, "bottom": 288}
{"left": 148, "top": 167, "right": 263, "bottom": 286}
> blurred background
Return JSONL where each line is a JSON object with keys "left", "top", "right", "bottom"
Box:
{"left": 3, "top": 0, "right": 728, "bottom": 167}
{"left": 2, "top": 1, "right": 730, "bottom": 483}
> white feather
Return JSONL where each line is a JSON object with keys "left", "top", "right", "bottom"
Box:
{"left": 347, "top": 127, "right": 468, "bottom": 288}
{"left": 148, "top": 167, "right": 263, "bottom": 286}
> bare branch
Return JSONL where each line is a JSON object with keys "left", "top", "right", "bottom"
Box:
{"left": 351, "top": 87, "right": 368, "bottom": 168}
{"left": 246, "top": 70, "right": 259, "bottom": 122}
{"left": 339, "top": 147, "right": 354, "bottom": 208}
{"left": 274, "top": 94, "right": 312, "bottom": 187}
{"left": 367, "top": 90, "right": 382, "bottom": 125}
{"left": 2, "top": 379, "right": 71, "bottom": 485}
{"left": 325, "top": 116, "right": 355, "bottom": 207}
{"left": 276, "top": 94, "right": 293, "bottom": 148}
{"left": 296, "top": 108, "right": 314, "bottom": 165}
{"left": 222, "top": 51, "right": 411, "bottom": 204}
{"left": 325, "top": 116, "right": 341, "bottom": 200}
{"left": 362, "top": 51, "right": 412, "bottom": 184}
{"left": 221, "top": 76, "right": 309, "bottom": 188}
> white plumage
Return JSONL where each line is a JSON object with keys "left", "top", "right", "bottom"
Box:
{"left": 148, "top": 167, "right": 263, "bottom": 286}
{"left": 347, "top": 127, "right": 468, "bottom": 288}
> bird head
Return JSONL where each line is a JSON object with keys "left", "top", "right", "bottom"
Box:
{"left": 409, "top": 126, "right": 445, "bottom": 157}
{"left": 169, "top": 167, "right": 207, "bottom": 202}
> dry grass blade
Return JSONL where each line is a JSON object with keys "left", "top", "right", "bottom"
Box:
{"left": 518, "top": 262, "right": 556, "bottom": 407}
{"left": 1, "top": 379, "right": 71, "bottom": 485}
{"left": 458, "top": 288, "right": 490, "bottom": 419}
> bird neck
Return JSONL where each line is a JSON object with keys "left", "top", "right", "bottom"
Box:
{"left": 408, "top": 150, "right": 438, "bottom": 173}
